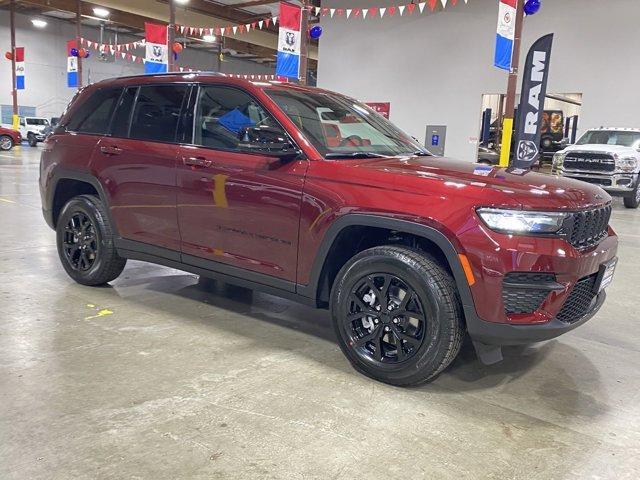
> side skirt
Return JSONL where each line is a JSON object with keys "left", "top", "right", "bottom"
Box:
{"left": 115, "top": 239, "right": 317, "bottom": 307}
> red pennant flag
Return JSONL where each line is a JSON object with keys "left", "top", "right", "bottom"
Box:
{"left": 452, "top": 0, "right": 458, "bottom": 4}
{"left": 337, "top": 8, "right": 344, "bottom": 16}
{"left": 265, "top": 18, "right": 271, "bottom": 27}
{"left": 429, "top": 0, "right": 437, "bottom": 11}
{"left": 239, "top": 24, "right": 246, "bottom": 33}
{"left": 321, "top": 7, "right": 328, "bottom": 16}
{"left": 369, "top": 7, "right": 378, "bottom": 17}
{"left": 389, "top": 6, "right": 396, "bottom": 16}
{"left": 215, "top": 27, "right": 221, "bottom": 36}
{"left": 407, "top": 3, "right": 416, "bottom": 14}
{"left": 354, "top": 9, "right": 361, "bottom": 17}
{"left": 251, "top": 21, "right": 257, "bottom": 29}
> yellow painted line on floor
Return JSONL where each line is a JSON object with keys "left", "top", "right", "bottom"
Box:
{"left": 84, "top": 308, "right": 114, "bottom": 320}
{"left": 0, "top": 198, "right": 16, "bottom": 204}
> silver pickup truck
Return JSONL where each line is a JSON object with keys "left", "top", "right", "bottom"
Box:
{"left": 552, "top": 127, "right": 640, "bottom": 208}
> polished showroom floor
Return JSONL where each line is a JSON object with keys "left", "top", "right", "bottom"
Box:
{"left": 1, "top": 145, "right": 639, "bottom": 479}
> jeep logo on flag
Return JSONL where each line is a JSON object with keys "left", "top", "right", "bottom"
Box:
{"left": 516, "top": 140, "right": 539, "bottom": 163}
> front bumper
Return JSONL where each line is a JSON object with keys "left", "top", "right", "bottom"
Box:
{"left": 459, "top": 224, "right": 618, "bottom": 346}
{"left": 562, "top": 172, "right": 638, "bottom": 196}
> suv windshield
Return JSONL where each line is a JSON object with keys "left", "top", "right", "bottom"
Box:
{"left": 577, "top": 130, "right": 640, "bottom": 148}
{"left": 265, "top": 88, "right": 429, "bottom": 158}
{"left": 26, "top": 118, "right": 49, "bottom": 126}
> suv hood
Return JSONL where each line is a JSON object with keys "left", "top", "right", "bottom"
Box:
{"left": 563, "top": 143, "right": 638, "bottom": 156}
{"left": 346, "top": 155, "right": 610, "bottom": 211}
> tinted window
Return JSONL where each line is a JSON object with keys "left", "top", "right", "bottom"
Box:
{"left": 110, "top": 87, "right": 137, "bottom": 138}
{"left": 66, "top": 88, "right": 121, "bottom": 134}
{"left": 193, "top": 86, "right": 282, "bottom": 150}
{"left": 129, "top": 85, "right": 187, "bottom": 142}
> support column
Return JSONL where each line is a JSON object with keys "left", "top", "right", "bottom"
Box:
{"left": 298, "top": 0, "right": 309, "bottom": 85}
{"left": 10, "top": 0, "right": 18, "bottom": 129}
{"left": 168, "top": 0, "right": 176, "bottom": 72}
{"left": 498, "top": 0, "right": 525, "bottom": 167}
{"left": 76, "top": 0, "right": 83, "bottom": 89}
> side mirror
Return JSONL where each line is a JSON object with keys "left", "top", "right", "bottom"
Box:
{"left": 238, "top": 125, "right": 300, "bottom": 160}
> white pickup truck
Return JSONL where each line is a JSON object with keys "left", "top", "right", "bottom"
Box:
{"left": 18, "top": 116, "right": 50, "bottom": 147}
{"left": 553, "top": 127, "right": 640, "bottom": 208}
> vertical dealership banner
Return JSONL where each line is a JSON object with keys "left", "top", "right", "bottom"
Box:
{"left": 145, "top": 23, "right": 168, "bottom": 74}
{"left": 276, "top": 2, "right": 302, "bottom": 80}
{"left": 513, "top": 34, "right": 554, "bottom": 169}
{"left": 14, "top": 47, "right": 25, "bottom": 90}
{"left": 494, "top": 0, "right": 516, "bottom": 71}
{"left": 67, "top": 40, "right": 78, "bottom": 87}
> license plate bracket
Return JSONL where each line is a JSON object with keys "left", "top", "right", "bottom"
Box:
{"left": 594, "top": 257, "right": 617, "bottom": 293}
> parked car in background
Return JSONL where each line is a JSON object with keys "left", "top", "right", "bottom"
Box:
{"left": 553, "top": 127, "right": 640, "bottom": 208}
{"left": 476, "top": 146, "right": 499, "bottom": 165}
{"left": 18, "top": 116, "right": 49, "bottom": 146}
{"left": 40, "top": 73, "right": 618, "bottom": 386}
{"left": 0, "top": 126, "right": 21, "bottom": 151}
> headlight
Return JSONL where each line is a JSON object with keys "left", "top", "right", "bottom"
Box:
{"left": 477, "top": 208, "right": 569, "bottom": 234}
{"left": 617, "top": 157, "right": 638, "bottom": 172}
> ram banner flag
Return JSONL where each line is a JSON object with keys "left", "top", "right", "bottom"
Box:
{"left": 66, "top": 40, "right": 78, "bottom": 87}
{"left": 276, "top": 2, "right": 302, "bottom": 79}
{"left": 494, "top": 0, "right": 516, "bottom": 71}
{"left": 145, "top": 23, "right": 168, "bottom": 74}
{"left": 513, "top": 34, "right": 554, "bottom": 169}
{"left": 15, "top": 47, "right": 25, "bottom": 90}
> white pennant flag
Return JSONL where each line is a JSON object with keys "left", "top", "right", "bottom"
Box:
{"left": 418, "top": 2, "right": 426, "bottom": 13}
{"left": 198, "top": 28, "right": 204, "bottom": 36}
{"left": 314, "top": 6, "right": 320, "bottom": 15}
{"left": 232, "top": 25, "right": 238, "bottom": 35}
{"left": 346, "top": 9, "right": 352, "bottom": 18}
{"left": 245, "top": 23, "right": 251, "bottom": 31}
{"left": 441, "top": 0, "right": 448, "bottom": 7}
{"left": 273, "top": 16, "right": 278, "bottom": 24}
{"left": 258, "top": 20, "right": 264, "bottom": 29}
{"left": 379, "top": 7, "right": 386, "bottom": 17}
{"left": 398, "top": 5, "right": 406, "bottom": 15}
{"left": 330, "top": 8, "right": 335, "bottom": 17}
{"left": 362, "top": 8, "right": 369, "bottom": 19}
{"left": 221, "top": 27, "right": 226, "bottom": 36}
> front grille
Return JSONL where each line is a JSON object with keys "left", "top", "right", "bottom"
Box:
{"left": 557, "top": 274, "right": 598, "bottom": 324}
{"left": 502, "top": 273, "right": 556, "bottom": 315}
{"left": 564, "top": 152, "right": 615, "bottom": 172}
{"left": 568, "top": 177, "right": 612, "bottom": 187}
{"left": 563, "top": 205, "right": 612, "bottom": 250}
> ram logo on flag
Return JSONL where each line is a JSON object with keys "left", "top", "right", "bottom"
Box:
{"left": 276, "top": 2, "right": 302, "bottom": 79}
{"left": 145, "top": 23, "right": 168, "bottom": 74}
{"left": 494, "top": 0, "right": 517, "bottom": 71}
{"left": 66, "top": 40, "right": 78, "bottom": 87}
{"left": 14, "top": 47, "right": 25, "bottom": 90}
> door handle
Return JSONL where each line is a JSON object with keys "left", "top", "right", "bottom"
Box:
{"left": 100, "top": 145, "right": 123, "bottom": 156}
{"left": 183, "top": 156, "right": 212, "bottom": 168}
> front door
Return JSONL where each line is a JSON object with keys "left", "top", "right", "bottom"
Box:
{"left": 177, "top": 85, "right": 307, "bottom": 285}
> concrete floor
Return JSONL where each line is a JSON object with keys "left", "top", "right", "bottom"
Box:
{"left": 1, "top": 145, "right": 639, "bottom": 480}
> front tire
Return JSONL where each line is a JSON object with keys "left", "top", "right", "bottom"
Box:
{"left": 56, "top": 195, "right": 126, "bottom": 285}
{"left": 623, "top": 182, "right": 640, "bottom": 209}
{"left": 331, "top": 246, "right": 464, "bottom": 386}
{"left": 0, "top": 135, "right": 13, "bottom": 151}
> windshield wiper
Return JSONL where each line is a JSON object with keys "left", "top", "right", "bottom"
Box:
{"left": 324, "top": 152, "right": 389, "bottom": 159}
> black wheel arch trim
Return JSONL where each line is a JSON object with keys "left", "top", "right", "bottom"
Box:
{"left": 45, "top": 168, "right": 118, "bottom": 235}
{"left": 296, "top": 214, "right": 476, "bottom": 314}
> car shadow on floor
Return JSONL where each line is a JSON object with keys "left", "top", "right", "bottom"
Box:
{"left": 105, "top": 268, "right": 605, "bottom": 408}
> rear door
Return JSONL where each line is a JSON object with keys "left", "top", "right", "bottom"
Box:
{"left": 90, "top": 84, "right": 189, "bottom": 254}
{"left": 176, "top": 84, "right": 307, "bottom": 284}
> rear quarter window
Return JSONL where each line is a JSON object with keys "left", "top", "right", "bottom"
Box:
{"left": 66, "top": 88, "right": 122, "bottom": 135}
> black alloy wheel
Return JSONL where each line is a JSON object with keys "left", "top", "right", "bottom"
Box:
{"left": 63, "top": 212, "right": 98, "bottom": 271}
{"left": 345, "top": 273, "right": 426, "bottom": 365}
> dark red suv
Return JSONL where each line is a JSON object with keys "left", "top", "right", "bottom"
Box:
{"left": 40, "top": 73, "right": 618, "bottom": 385}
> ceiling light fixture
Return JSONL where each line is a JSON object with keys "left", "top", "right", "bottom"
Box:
{"left": 175, "top": 0, "right": 190, "bottom": 4}
{"left": 202, "top": 34, "right": 217, "bottom": 43}
{"left": 92, "top": 7, "right": 110, "bottom": 18}
{"left": 31, "top": 19, "right": 48, "bottom": 28}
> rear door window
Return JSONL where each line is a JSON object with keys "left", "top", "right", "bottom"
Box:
{"left": 129, "top": 85, "right": 188, "bottom": 142}
{"left": 66, "top": 88, "right": 122, "bottom": 135}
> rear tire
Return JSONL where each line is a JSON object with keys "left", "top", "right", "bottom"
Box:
{"left": 330, "top": 246, "right": 464, "bottom": 386}
{"left": 624, "top": 183, "right": 640, "bottom": 209}
{"left": 27, "top": 133, "right": 37, "bottom": 147}
{"left": 0, "top": 135, "right": 13, "bottom": 151}
{"left": 56, "top": 195, "right": 126, "bottom": 285}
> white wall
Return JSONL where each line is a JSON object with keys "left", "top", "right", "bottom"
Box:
{"left": 317, "top": 0, "right": 640, "bottom": 161}
{"left": 0, "top": 12, "right": 275, "bottom": 121}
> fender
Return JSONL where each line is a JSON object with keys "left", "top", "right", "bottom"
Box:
{"left": 45, "top": 168, "right": 118, "bottom": 236}
{"left": 296, "top": 214, "right": 477, "bottom": 317}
